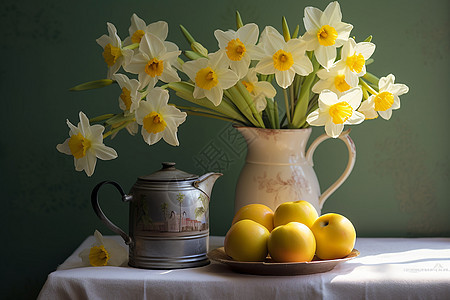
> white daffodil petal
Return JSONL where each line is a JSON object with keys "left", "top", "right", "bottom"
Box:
{"left": 237, "top": 23, "right": 259, "bottom": 45}
{"left": 321, "top": 1, "right": 343, "bottom": 25}
{"left": 102, "top": 238, "right": 128, "bottom": 266}
{"left": 204, "top": 87, "right": 223, "bottom": 106}
{"left": 390, "top": 83, "right": 409, "bottom": 96}
{"left": 334, "top": 23, "right": 353, "bottom": 46}
{"left": 315, "top": 46, "right": 337, "bottom": 70}
{"left": 303, "top": 6, "right": 322, "bottom": 32}
{"left": 302, "top": 32, "right": 319, "bottom": 51}
{"left": 319, "top": 90, "right": 339, "bottom": 106}
{"left": 253, "top": 95, "right": 267, "bottom": 113}
{"left": 217, "top": 69, "right": 240, "bottom": 89}
{"left": 392, "top": 95, "right": 401, "bottom": 110}
{"left": 325, "top": 121, "right": 344, "bottom": 138}
{"left": 312, "top": 78, "right": 333, "bottom": 94}
{"left": 140, "top": 33, "right": 165, "bottom": 58}
{"left": 160, "top": 66, "right": 181, "bottom": 83}
{"left": 214, "top": 30, "right": 234, "bottom": 49}
{"left": 357, "top": 42, "right": 376, "bottom": 59}
{"left": 306, "top": 110, "right": 328, "bottom": 126}
{"left": 261, "top": 26, "right": 285, "bottom": 54}
{"left": 123, "top": 53, "right": 149, "bottom": 74}
{"left": 56, "top": 139, "right": 71, "bottom": 155}
{"left": 96, "top": 35, "right": 111, "bottom": 48}
{"left": 161, "top": 124, "right": 180, "bottom": 146}
{"left": 230, "top": 57, "right": 250, "bottom": 79}
{"left": 379, "top": 74, "right": 395, "bottom": 91}
{"left": 346, "top": 111, "right": 365, "bottom": 125}
{"left": 84, "top": 152, "right": 97, "bottom": 177}
{"left": 147, "top": 21, "right": 168, "bottom": 41}
{"left": 255, "top": 81, "right": 276, "bottom": 98}
{"left": 193, "top": 86, "right": 206, "bottom": 99}
{"left": 291, "top": 57, "right": 314, "bottom": 76}
{"left": 275, "top": 69, "right": 295, "bottom": 89}
{"left": 339, "top": 87, "right": 362, "bottom": 110}
{"left": 378, "top": 109, "right": 393, "bottom": 120}
{"left": 94, "top": 144, "right": 118, "bottom": 160}
{"left": 255, "top": 57, "right": 276, "bottom": 75}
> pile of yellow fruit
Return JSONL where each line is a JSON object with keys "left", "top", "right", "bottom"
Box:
{"left": 224, "top": 201, "right": 356, "bottom": 262}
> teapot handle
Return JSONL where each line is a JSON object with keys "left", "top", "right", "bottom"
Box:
{"left": 305, "top": 129, "right": 356, "bottom": 210}
{"left": 91, "top": 181, "right": 133, "bottom": 245}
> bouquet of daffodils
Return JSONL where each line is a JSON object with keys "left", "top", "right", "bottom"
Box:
{"left": 57, "top": 1, "right": 409, "bottom": 176}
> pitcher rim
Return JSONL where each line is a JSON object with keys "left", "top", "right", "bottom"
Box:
{"left": 232, "top": 124, "right": 312, "bottom": 133}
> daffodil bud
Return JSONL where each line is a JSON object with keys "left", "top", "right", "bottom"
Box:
{"left": 191, "top": 42, "right": 208, "bottom": 57}
{"left": 236, "top": 11, "right": 244, "bottom": 29}
{"left": 282, "top": 16, "right": 290, "bottom": 42}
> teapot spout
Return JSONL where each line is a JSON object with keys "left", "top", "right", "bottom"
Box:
{"left": 193, "top": 172, "right": 223, "bottom": 200}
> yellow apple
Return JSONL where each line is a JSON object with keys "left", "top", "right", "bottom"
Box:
{"left": 273, "top": 200, "right": 318, "bottom": 228}
{"left": 224, "top": 219, "right": 270, "bottom": 262}
{"left": 310, "top": 213, "right": 356, "bottom": 260}
{"left": 232, "top": 203, "right": 274, "bottom": 232}
{"left": 268, "top": 222, "right": 316, "bottom": 263}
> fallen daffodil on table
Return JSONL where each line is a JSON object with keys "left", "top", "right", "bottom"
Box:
{"left": 57, "top": 230, "right": 128, "bottom": 270}
{"left": 58, "top": 1, "right": 409, "bottom": 176}
{"left": 78, "top": 230, "right": 128, "bottom": 267}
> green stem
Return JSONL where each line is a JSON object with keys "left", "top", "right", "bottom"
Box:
{"left": 359, "top": 78, "right": 378, "bottom": 95}
{"left": 283, "top": 88, "right": 292, "bottom": 126}
{"left": 122, "top": 43, "right": 139, "bottom": 50}
{"left": 265, "top": 98, "right": 276, "bottom": 129}
{"left": 235, "top": 82, "right": 265, "bottom": 128}
{"left": 362, "top": 72, "right": 380, "bottom": 86}
{"left": 289, "top": 84, "right": 295, "bottom": 117}
{"left": 227, "top": 86, "right": 260, "bottom": 127}
{"left": 89, "top": 114, "right": 115, "bottom": 123}
{"left": 103, "top": 119, "right": 134, "bottom": 139}
{"left": 292, "top": 56, "right": 319, "bottom": 128}
{"left": 274, "top": 100, "right": 280, "bottom": 129}
{"left": 185, "top": 111, "right": 244, "bottom": 124}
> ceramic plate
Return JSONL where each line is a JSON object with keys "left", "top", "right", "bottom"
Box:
{"left": 207, "top": 247, "right": 359, "bottom": 276}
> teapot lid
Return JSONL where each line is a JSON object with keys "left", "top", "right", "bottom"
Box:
{"left": 138, "top": 162, "right": 198, "bottom": 182}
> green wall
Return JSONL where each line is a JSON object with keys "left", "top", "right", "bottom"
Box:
{"left": 1, "top": 0, "right": 449, "bottom": 298}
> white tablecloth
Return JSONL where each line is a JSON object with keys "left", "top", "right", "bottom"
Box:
{"left": 38, "top": 236, "right": 450, "bottom": 300}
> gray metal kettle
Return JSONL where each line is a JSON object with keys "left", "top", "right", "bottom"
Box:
{"left": 91, "top": 162, "right": 222, "bottom": 269}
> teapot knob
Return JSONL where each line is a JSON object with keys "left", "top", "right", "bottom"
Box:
{"left": 161, "top": 162, "right": 176, "bottom": 170}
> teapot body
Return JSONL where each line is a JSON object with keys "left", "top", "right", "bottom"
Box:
{"left": 128, "top": 179, "right": 210, "bottom": 269}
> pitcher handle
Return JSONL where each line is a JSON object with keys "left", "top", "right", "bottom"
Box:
{"left": 305, "top": 129, "right": 356, "bottom": 210}
{"left": 91, "top": 181, "right": 133, "bottom": 245}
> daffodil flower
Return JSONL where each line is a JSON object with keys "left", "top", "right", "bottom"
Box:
{"left": 96, "top": 23, "right": 134, "bottom": 78}
{"left": 182, "top": 51, "right": 239, "bottom": 106}
{"left": 254, "top": 26, "right": 313, "bottom": 89}
{"left": 123, "top": 13, "right": 168, "bottom": 46}
{"left": 112, "top": 73, "right": 141, "bottom": 136}
{"left": 124, "top": 33, "right": 181, "bottom": 89}
{"left": 214, "top": 23, "right": 264, "bottom": 79}
{"left": 312, "top": 62, "right": 357, "bottom": 96}
{"left": 358, "top": 74, "right": 409, "bottom": 120}
{"left": 78, "top": 230, "right": 128, "bottom": 267}
{"left": 306, "top": 88, "right": 365, "bottom": 138}
{"left": 302, "top": 1, "right": 353, "bottom": 69}
{"left": 336, "top": 38, "right": 376, "bottom": 83}
{"left": 135, "top": 87, "right": 187, "bottom": 146}
{"left": 241, "top": 68, "right": 277, "bottom": 112}
{"left": 56, "top": 112, "right": 118, "bottom": 177}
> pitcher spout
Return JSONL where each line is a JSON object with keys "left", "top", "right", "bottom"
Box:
{"left": 193, "top": 172, "right": 223, "bottom": 200}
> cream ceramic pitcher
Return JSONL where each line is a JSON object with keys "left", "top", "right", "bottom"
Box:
{"left": 234, "top": 127, "right": 356, "bottom": 214}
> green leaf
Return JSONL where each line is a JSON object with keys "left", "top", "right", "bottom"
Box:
{"left": 70, "top": 79, "right": 114, "bottom": 91}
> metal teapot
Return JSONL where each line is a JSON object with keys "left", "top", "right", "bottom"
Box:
{"left": 91, "top": 162, "right": 222, "bottom": 269}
